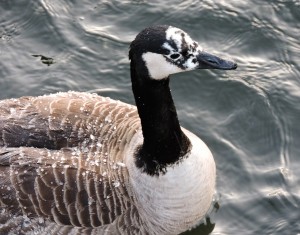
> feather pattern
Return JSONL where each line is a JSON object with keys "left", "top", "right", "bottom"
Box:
{"left": 0, "top": 92, "right": 145, "bottom": 234}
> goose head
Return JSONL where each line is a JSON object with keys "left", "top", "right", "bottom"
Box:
{"left": 128, "top": 25, "right": 237, "bottom": 176}
{"left": 129, "top": 25, "right": 237, "bottom": 81}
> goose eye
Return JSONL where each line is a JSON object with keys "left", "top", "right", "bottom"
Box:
{"left": 170, "top": 53, "right": 180, "bottom": 59}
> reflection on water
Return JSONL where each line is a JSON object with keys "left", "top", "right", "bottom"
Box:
{"left": 1, "top": 0, "right": 300, "bottom": 234}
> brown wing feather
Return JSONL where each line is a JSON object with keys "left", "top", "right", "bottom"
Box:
{"left": 0, "top": 92, "right": 143, "bottom": 234}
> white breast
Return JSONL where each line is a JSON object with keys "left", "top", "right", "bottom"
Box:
{"left": 125, "top": 128, "right": 216, "bottom": 235}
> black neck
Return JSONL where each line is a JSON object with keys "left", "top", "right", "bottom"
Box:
{"left": 130, "top": 59, "right": 191, "bottom": 175}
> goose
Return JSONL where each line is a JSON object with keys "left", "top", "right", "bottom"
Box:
{"left": 0, "top": 25, "right": 237, "bottom": 235}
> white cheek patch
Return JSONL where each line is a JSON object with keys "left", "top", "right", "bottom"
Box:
{"left": 142, "top": 52, "right": 184, "bottom": 80}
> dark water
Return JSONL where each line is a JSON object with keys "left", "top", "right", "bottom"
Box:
{"left": 1, "top": 0, "right": 300, "bottom": 234}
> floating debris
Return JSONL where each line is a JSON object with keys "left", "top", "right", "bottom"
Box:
{"left": 32, "top": 54, "right": 55, "bottom": 66}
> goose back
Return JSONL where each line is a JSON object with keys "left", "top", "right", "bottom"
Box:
{"left": 0, "top": 91, "right": 145, "bottom": 234}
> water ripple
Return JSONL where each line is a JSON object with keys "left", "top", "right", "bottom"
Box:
{"left": 81, "top": 24, "right": 130, "bottom": 44}
{"left": 40, "top": 0, "right": 73, "bottom": 17}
